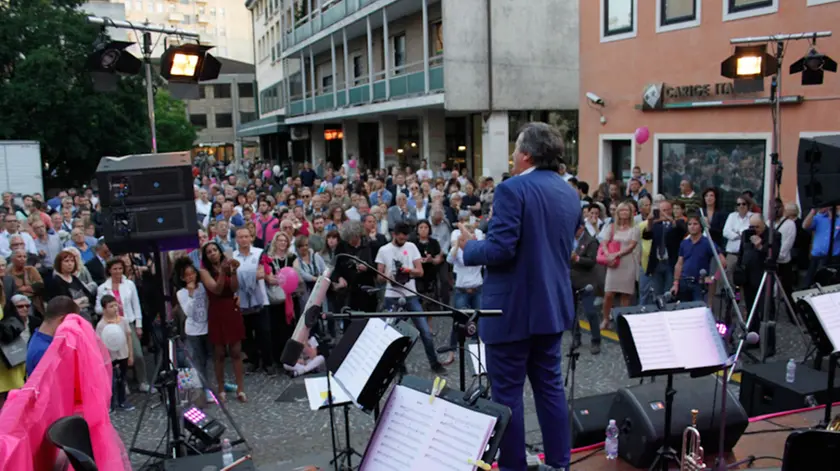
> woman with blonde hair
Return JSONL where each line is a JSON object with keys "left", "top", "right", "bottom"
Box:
{"left": 600, "top": 201, "right": 640, "bottom": 330}
{"left": 65, "top": 246, "right": 97, "bottom": 291}
{"left": 265, "top": 232, "right": 299, "bottom": 366}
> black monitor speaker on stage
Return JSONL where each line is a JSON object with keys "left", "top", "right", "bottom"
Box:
{"left": 95, "top": 151, "right": 194, "bottom": 207}
{"left": 797, "top": 134, "right": 840, "bottom": 214}
{"left": 608, "top": 375, "right": 749, "bottom": 468}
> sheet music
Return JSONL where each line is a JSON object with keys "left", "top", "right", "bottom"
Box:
{"left": 303, "top": 376, "right": 353, "bottom": 411}
{"left": 665, "top": 307, "right": 727, "bottom": 369}
{"left": 333, "top": 318, "right": 403, "bottom": 400}
{"left": 623, "top": 313, "right": 680, "bottom": 371}
{"left": 807, "top": 292, "right": 840, "bottom": 353}
{"left": 468, "top": 343, "right": 487, "bottom": 375}
{"left": 361, "top": 385, "right": 497, "bottom": 471}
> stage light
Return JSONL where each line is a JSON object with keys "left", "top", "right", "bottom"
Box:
{"left": 183, "top": 406, "right": 226, "bottom": 448}
{"left": 86, "top": 36, "right": 142, "bottom": 93}
{"left": 721, "top": 44, "right": 777, "bottom": 80}
{"left": 790, "top": 47, "right": 837, "bottom": 86}
{"left": 159, "top": 43, "right": 222, "bottom": 99}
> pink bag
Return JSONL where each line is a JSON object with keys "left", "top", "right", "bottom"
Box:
{"left": 596, "top": 224, "right": 621, "bottom": 268}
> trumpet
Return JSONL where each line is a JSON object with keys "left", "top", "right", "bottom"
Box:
{"left": 681, "top": 409, "right": 705, "bottom": 471}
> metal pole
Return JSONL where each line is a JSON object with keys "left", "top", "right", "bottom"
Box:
{"left": 730, "top": 31, "right": 831, "bottom": 44}
{"left": 87, "top": 16, "right": 200, "bottom": 39}
{"left": 143, "top": 32, "right": 158, "bottom": 154}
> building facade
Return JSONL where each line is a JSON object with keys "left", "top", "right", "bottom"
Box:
{"left": 241, "top": 0, "right": 580, "bottom": 178}
{"left": 186, "top": 58, "right": 260, "bottom": 162}
{"left": 578, "top": 0, "right": 840, "bottom": 210}
{"left": 86, "top": 0, "right": 253, "bottom": 63}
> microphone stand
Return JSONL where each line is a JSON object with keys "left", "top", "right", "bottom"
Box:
{"left": 566, "top": 287, "right": 587, "bottom": 443}
{"left": 332, "top": 253, "right": 502, "bottom": 391}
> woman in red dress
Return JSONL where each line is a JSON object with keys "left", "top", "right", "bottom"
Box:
{"left": 199, "top": 241, "right": 247, "bottom": 402}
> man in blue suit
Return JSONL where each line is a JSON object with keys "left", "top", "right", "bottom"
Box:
{"left": 459, "top": 122, "right": 579, "bottom": 471}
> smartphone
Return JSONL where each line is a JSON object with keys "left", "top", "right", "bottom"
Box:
{"left": 653, "top": 209, "right": 661, "bottom": 219}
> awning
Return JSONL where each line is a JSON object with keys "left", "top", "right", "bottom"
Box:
{"left": 236, "top": 115, "right": 287, "bottom": 138}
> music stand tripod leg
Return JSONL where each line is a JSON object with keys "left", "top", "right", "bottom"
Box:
{"left": 770, "top": 271, "right": 813, "bottom": 357}
{"left": 650, "top": 373, "right": 679, "bottom": 471}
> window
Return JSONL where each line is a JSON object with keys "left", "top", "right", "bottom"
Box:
{"left": 658, "top": 139, "right": 767, "bottom": 211}
{"left": 214, "top": 84, "right": 231, "bottom": 98}
{"left": 198, "top": 85, "right": 207, "bottom": 99}
{"left": 723, "top": 0, "right": 777, "bottom": 21}
{"left": 430, "top": 21, "right": 443, "bottom": 56}
{"left": 808, "top": 0, "right": 840, "bottom": 5}
{"left": 352, "top": 55, "right": 364, "bottom": 82}
{"left": 392, "top": 33, "right": 406, "bottom": 72}
{"left": 240, "top": 112, "right": 257, "bottom": 123}
{"left": 322, "top": 75, "right": 333, "bottom": 92}
{"left": 603, "top": 0, "right": 635, "bottom": 39}
{"left": 190, "top": 114, "right": 207, "bottom": 129}
{"left": 238, "top": 83, "right": 254, "bottom": 98}
{"left": 156, "top": 2, "right": 163, "bottom": 13}
{"left": 215, "top": 113, "right": 233, "bottom": 128}
{"left": 146, "top": 0, "right": 153, "bottom": 12}
{"left": 660, "top": 0, "right": 697, "bottom": 25}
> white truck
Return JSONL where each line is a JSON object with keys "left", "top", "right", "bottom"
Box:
{"left": 0, "top": 141, "right": 44, "bottom": 196}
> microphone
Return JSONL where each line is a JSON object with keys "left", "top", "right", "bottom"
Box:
{"left": 745, "top": 331, "right": 760, "bottom": 344}
{"left": 575, "top": 284, "right": 594, "bottom": 295}
{"left": 699, "top": 269, "right": 708, "bottom": 279}
{"left": 280, "top": 266, "right": 333, "bottom": 367}
{"left": 360, "top": 285, "right": 385, "bottom": 294}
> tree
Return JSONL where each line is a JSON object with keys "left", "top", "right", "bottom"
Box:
{"left": 0, "top": 0, "right": 193, "bottom": 189}
{"left": 153, "top": 89, "right": 197, "bottom": 153}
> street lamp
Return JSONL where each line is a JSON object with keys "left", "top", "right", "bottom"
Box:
{"left": 159, "top": 43, "right": 221, "bottom": 99}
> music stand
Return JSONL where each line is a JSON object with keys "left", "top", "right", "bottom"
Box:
{"left": 792, "top": 288, "right": 840, "bottom": 427}
{"left": 315, "top": 317, "right": 419, "bottom": 471}
{"left": 616, "top": 304, "right": 728, "bottom": 471}
{"left": 357, "top": 375, "right": 511, "bottom": 471}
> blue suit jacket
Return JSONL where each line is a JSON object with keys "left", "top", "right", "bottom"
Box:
{"left": 463, "top": 169, "right": 580, "bottom": 345}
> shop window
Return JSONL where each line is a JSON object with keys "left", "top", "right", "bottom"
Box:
{"left": 602, "top": 0, "right": 636, "bottom": 42}
{"left": 658, "top": 139, "right": 767, "bottom": 211}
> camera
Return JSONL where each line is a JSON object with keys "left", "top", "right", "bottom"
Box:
{"left": 393, "top": 260, "right": 410, "bottom": 285}
{"left": 586, "top": 92, "right": 605, "bottom": 106}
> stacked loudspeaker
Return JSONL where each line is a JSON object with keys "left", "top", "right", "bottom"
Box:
{"left": 96, "top": 152, "right": 198, "bottom": 253}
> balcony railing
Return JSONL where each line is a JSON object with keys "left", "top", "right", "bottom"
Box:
{"left": 287, "top": 56, "right": 443, "bottom": 117}
{"left": 285, "top": 0, "right": 382, "bottom": 51}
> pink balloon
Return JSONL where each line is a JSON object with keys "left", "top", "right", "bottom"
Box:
{"left": 634, "top": 126, "right": 650, "bottom": 145}
{"left": 278, "top": 267, "right": 299, "bottom": 293}
{"left": 348, "top": 159, "right": 357, "bottom": 169}
{"left": 263, "top": 169, "right": 272, "bottom": 179}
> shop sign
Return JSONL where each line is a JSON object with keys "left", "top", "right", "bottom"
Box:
{"left": 642, "top": 81, "right": 762, "bottom": 110}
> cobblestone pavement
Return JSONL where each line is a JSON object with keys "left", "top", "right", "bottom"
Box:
{"left": 111, "top": 311, "right": 812, "bottom": 470}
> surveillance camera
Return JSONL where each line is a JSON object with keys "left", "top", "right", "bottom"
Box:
{"left": 586, "top": 92, "right": 605, "bottom": 106}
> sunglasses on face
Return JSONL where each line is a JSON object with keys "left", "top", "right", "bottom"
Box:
{"left": 737, "top": 202, "right": 748, "bottom": 207}
{"left": 15, "top": 304, "right": 30, "bottom": 309}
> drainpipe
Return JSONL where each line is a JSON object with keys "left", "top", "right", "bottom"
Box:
{"left": 485, "top": 0, "right": 493, "bottom": 112}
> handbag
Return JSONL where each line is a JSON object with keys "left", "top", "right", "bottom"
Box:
{"left": 266, "top": 259, "right": 286, "bottom": 304}
{"left": 596, "top": 224, "right": 622, "bottom": 269}
{"left": 0, "top": 316, "right": 27, "bottom": 368}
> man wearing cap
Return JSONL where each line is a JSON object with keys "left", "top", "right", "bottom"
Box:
{"left": 459, "top": 122, "right": 579, "bottom": 471}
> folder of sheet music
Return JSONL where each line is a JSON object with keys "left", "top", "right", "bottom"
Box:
{"left": 618, "top": 307, "right": 729, "bottom": 376}
{"left": 358, "top": 376, "right": 510, "bottom": 471}
{"left": 800, "top": 291, "right": 840, "bottom": 353}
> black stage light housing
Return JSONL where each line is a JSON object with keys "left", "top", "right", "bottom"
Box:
{"left": 86, "top": 39, "right": 142, "bottom": 92}
{"left": 159, "top": 44, "right": 222, "bottom": 99}
{"left": 721, "top": 44, "right": 776, "bottom": 93}
{"left": 790, "top": 47, "right": 838, "bottom": 86}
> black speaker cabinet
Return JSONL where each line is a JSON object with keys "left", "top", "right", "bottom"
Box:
{"left": 796, "top": 134, "right": 840, "bottom": 214}
{"left": 96, "top": 152, "right": 194, "bottom": 207}
{"left": 609, "top": 375, "right": 748, "bottom": 468}
{"left": 739, "top": 361, "right": 840, "bottom": 417}
{"left": 571, "top": 392, "right": 616, "bottom": 448}
{"left": 101, "top": 200, "right": 198, "bottom": 246}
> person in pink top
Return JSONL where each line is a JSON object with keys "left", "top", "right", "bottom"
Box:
{"left": 255, "top": 200, "right": 280, "bottom": 247}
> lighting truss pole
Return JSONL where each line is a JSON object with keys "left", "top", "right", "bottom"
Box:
{"left": 87, "top": 16, "right": 201, "bottom": 154}
{"left": 727, "top": 31, "right": 831, "bottom": 365}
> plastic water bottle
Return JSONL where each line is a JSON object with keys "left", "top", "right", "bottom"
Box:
{"left": 605, "top": 419, "right": 619, "bottom": 460}
{"left": 221, "top": 438, "right": 234, "bottom": 466}
{"left": 786, "top": 358, "right": 797, "bottom": 384}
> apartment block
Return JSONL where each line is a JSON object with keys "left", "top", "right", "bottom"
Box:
{"left": 240, "top": 0, "right": 580, "bottom": 178}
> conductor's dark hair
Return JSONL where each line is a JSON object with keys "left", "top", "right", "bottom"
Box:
{"left": 45, "top": 296, "right": 79, "bottom": 320}
{"left": 515, "top": 122, "right": 564, "bottom": 171}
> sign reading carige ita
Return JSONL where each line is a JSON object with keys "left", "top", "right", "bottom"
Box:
{"left": 641, "top": 82, "right": 761, "bottom": 110}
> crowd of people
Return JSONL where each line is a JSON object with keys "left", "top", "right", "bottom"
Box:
{"left": 0, "top": 144, "right": 836, "bottom": 412}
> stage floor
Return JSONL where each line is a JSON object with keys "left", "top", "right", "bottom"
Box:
{"left": 565, "top": 409, "right": 819, "bottom": 470}
{"left": 261, "top": 409, "right": 818, "bottom": 470}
